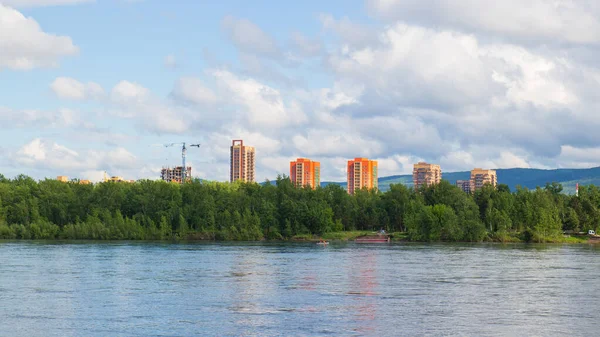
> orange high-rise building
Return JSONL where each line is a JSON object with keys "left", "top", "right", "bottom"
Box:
{"left": 413, "top": 162, "right": 442, "bottom": 190}
{"left": 290, "top": 158, "right": 320, "bottom": 189}
{"left": 347, "top": 158, "right": 378, "bottom": 195}
{"left": 230, "top": 139, "right": 255, "bottom": 183}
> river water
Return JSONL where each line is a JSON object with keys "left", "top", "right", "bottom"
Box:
{"left": 0, "top": 242, "right": 599, "bottom": 336}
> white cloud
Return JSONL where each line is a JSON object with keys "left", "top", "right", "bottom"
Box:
{"left": 292, "top": 129, "right": 383, "bottom": 158}
{"left": 290, "top": 31, "right": 322, "bottom": 57}
{"left": 212, "top": 69, "right": 307, "bottom": 129}
{"left": 14, "top": 138, "right": 141, "bottom": 180}
{"left": 170, "top": 77, "right": 218, "bottom": 105}
{"left": 493, "top": 151, "right": 531, "bottom": 169}
{"left": 0, "top": 106, "right": 86, "bottom": 128}
{"left": 108, "top": 81, "right": 189, "bottom": 134}
{"left": 485, "top": 45, "right": 579, "bottom": 107}
{"left": 326, "top": 23, "right": 502, "bottom": 110}
{"left": 367, "top": 0, "right": 600, "bottom": 45}
{"left": 556, "top": 146, "right": 600, "bottom": 168}
{"left": 221, "top": 15, "right": 282, "bottom": 59}
{"left": 320, "top": 14, "right": 380, "bottom": 49}
{"left": 50, "top": 77, "right": 104, "bottom": 100}
{"left": 0, "top": 4, "right": 78, "bottom": 70}
{"left": 110, "top": 80, "right": 150, "bottom": 103}
{"left": 376, "top": 154, "right": 425, "bottom": 176}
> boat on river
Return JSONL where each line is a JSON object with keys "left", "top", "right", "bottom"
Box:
{"left": 355, "top": 234, "right": 390, "bottom": 243}
{"left": 316, "top": 240, "right": 329, "bottom": 245}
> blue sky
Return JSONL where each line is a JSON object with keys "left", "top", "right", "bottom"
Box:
{"left": 3, "top": 0, "right": 600, "bottom": 183}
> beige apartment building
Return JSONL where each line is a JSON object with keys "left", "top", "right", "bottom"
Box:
{"left": 413, "top": 162, "right": 442, "bottom": 190}
{"left": 230, "top": 139, "right": 256, "bottom": 183}
{"left": 470, "top": 168, "right": 497, "bottom": 192}
{"left": 347, "top": 158, "right": 378, "bottom": 195}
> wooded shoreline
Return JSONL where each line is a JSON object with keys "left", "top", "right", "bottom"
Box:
{"left": 0, "top": 174, "right": 597, "bottom": 243}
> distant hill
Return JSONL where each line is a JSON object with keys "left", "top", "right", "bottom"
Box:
{"left": 268, "top": 167, "right": 600, "bottom": 194}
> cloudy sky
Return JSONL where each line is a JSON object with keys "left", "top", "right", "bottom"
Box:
{"left": 2, "top": 0, "right": 600, "bottom": 182}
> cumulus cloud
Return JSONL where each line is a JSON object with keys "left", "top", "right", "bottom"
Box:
{"left": 106, "top": 81, "right": 189, "bottom": 134}
{"left": 0, "top": 4, "right": 78, "bottom": 70}
{"left": 170, "top": 77, "right": 218, "bottom": 105}
{"left": 221, "top": 15, "right": 282, "bottom": 59}
{"left": 211, "top": 69, "right": 308, "bottom": 129}
{"left": 290, "top": 31, "right": 322, "bottom": 57}
{"left": 320, "top": 14, "right": 380, "bottom": 49}
{"left": 325, "top": 23, "right": 503, "bottom": 110}
{"left": 50, "top": 77, "right": 104, "bottom": 100}
{"left": 0, "top": 106, "right": 89, "bottom": 128}
{"left": 14, "top": 138, "right": 141, "bottom": 181}
{"left": 366, "top": 0, "right": 600, "bottom": 45}
{"left": 110, "top": 80, "right": 150, "bottom": 103}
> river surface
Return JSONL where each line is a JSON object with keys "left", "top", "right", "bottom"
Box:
{"left": 0, "top": 242, "right": 599, "bottom": 336}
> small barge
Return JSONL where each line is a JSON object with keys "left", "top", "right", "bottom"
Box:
{"left": 355, "top": 234, "right": 390, "bottom": 243}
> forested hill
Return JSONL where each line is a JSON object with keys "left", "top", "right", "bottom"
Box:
{"left": 319, "top": 167, "right": 600, "bottom": 193}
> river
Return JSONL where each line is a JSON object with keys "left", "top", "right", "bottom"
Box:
{"left": 0, "top": 241, "right": 599, "bottom": 336}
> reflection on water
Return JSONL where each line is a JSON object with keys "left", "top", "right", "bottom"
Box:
{"left": 0, "top": 242, "right": 599, "bottom": 336}
{"left": 348, "top": 252, "right": 378, "bottom": 335}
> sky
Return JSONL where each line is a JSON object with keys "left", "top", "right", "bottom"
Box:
{"left": 2, "top": 0, "right": 600, "bottom": 183}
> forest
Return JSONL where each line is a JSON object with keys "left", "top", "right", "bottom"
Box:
{"left": 0, "top": 173, "right": 597, "bottom": 242}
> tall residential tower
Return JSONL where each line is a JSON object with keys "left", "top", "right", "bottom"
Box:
{"left": 290, "top": 158, "right": 320, "bottom": 189}
{"left": 413, "top": 162, "right": 442, "bottom": 190}
{"left": 230, "top": 140, "right": 255, "bottom": 183}
{"left": 470, "top": 168, "right": 497, "bottom": 192}
{"left": 347, "top": 158, "right": 378, "bottom": 195}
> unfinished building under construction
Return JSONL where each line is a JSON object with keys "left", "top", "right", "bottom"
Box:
{"left": 161, "top": 166, "right": 192, "bottom": 184}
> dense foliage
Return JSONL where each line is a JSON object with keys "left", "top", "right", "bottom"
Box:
{"left": 0, "top": 173, "right": 597, "bottom": 242}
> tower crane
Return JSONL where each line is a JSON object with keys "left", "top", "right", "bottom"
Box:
{"left": 163, "top": 142, "right": 201, "bottom": 183}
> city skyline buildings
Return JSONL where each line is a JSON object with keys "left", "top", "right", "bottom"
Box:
{"left": 290, "top": 158, "right": 320, "bottom": 189}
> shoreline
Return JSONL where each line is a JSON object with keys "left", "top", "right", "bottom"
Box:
{"left": 0, "top": 232, "right": 597, "bottom": 244}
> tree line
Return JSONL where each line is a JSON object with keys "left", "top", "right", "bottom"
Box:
{"left": 0, "top": 173, "right": 597, "bottom": 242}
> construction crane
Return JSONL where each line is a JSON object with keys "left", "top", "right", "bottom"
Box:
{"left": 163, "top": 142, "right": 201, "bottom": 183}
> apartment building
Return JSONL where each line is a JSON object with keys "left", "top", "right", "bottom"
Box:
{"left": 161, "top": 166, "right": 192, "bottom": 184}
{"left": 290, "top": 158, "right": 320, "bottom": 189}
{"left": 470, "top": 168, "right": 497, "bottom": 192}
{"left": 456, "top": 180, "right": 471, "bottom": 194}
{"left": 347, "top": 158, "right": 378, "bottom": 195}
{"left": 230, "top": 140, "right": 256, "bottom": 183}
{"left": 413, "top": 162, "right": 442, "bottom": 190}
